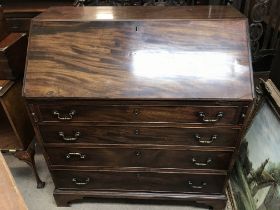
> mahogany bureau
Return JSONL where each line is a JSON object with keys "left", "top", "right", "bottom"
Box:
{"left": 23, "top": 6, "right": 254, "bottom": 209}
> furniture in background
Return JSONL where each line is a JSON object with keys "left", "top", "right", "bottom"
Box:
{"left": 0, "top": 6, "right": 45, "bottom": 188}
{"left": 0, "top": 152, "right": 28, "bottom": 210}
{"left": 2, "top": 0, "right": 279, "bottom": 86}
{"left": 245, "top": 0, "right": 280, "bottom": 87}
{"left": 1, "top": 0, "right": 73, "bottom": 33}
{"left": 0, "top": 5, "right": 8, "bottom": 39}
{"left": 270, "top": 50, "right": 280, "bottom": 91}
{"left": 0, "top": 0, "right": 233, "bottom": 34}
{"left": 0, "top": 80, "right": 45, "bottom": 188}
{"left": 0, "top": 30, "right": 27, "bottom": 80}
{"left": 23, "top": 6, "right": 254, "bottom": 209}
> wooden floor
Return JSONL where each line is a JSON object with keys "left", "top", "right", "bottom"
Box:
{"left": 0, "top": 153, "right": 27, "bottom": 210}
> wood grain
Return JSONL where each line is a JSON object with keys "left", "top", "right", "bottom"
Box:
{"left": 0, "top": 153, "right": 27, "bottom": 210}
{"left": 23, "top": 6, "right": 254, "bottom": 209}
{"left": 0, "top": 80, "right": 13, "bottom": 96}
{"left": 40, "top": 124, "right": 240, "bottom": 147}
{"left": 24, "top": 6, "right": 254, "bottom": 100}
{"left": 52, "top": 169, "right": 226, "bottom": 194}
{"left": 53, "top": 188, "right": 227, "bottom": 209}
{"left": 45, "top": 146, "right": 233, "bottom": 170}
{"left": 36, "top": 103, "right": 244, "bottom": 124}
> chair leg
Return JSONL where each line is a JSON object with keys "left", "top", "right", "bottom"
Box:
{"left": 14, "top": 139, "right": 45, "bottom": 189}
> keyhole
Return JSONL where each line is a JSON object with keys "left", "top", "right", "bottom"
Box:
{"left": 135, "top": 151, "right": 141, "bottom": 157}
{"left": 134, "top": 109, "right": 140, "bottom": 116}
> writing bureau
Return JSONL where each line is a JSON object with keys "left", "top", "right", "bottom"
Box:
{"left": 23, "top": 6, "right": 254, "bottom": 209}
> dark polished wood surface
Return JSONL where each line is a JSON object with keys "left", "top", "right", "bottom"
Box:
{"left": 0, "top": 33, "right": 27, "bottom": 79}
{"left": 46, "top": 146, "right": 232, "bottom": 170}
{"left": 53, "top": 189, "right": 227, "bottom": 208}
{"left": 0, "top": 80, "right": 13, "bottom": 96}
{"left": 40, "top": 124, "right": 240, "bottom": 147}
{"left": 24, "top": 6, "right": 253, "bottom": 100}
{"left": 36, "top": 103, "right": 244, "bottom": 124}
{"left": 0, "top": 7, "right": 8, "bottom": 40}
{"left": 52, "top": 169, "right": 226, "bottom": 194}
{"left": 24, "top": 6, "right": 254, "bottom": 209}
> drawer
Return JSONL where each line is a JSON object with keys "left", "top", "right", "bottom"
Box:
{"left": 36, "top": 104, "right": 243, "bottom": 124}
{"left": 46, "top": 147, "right": 232, "bottom": 170}
{"left": 40, "top": 125, "right": 240, "bottom": 147}
{"left": 52, "top": 170, "right": 226, "bottom": 194}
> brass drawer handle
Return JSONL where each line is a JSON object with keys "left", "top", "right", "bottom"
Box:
{"left": 198, "top": 112, "right": 223, "bottom": 123}
{"left": 65, "top": 152, "right": 86, "bottom": 160}
{"left": 194, "top": 134, "right": 217, "bottom": 144}
{"left": 58, "top": 131, "right": 80, "bottom": 142}
{"left": 188, "top": 180, "right": 207, "bottom": 189}
{"left": 72, "top": 177, "right": 90, "bottom": 185}
{"left": 53, "top": 110, "right": 76, "bottom": 120}
{"left": 192, "top": 157, "right": 212, "bottom": 166}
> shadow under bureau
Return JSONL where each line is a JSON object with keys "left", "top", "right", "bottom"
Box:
{"left": 23, "top": 6, "right": 254, "bottom": 210}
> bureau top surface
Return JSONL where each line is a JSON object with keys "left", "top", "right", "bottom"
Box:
{"left": 23, "top": 6, "right": 254, "bottom": 100}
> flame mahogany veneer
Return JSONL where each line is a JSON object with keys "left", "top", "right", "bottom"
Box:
{"left": 23, "top": 6, "right": 254, "bottom": 210}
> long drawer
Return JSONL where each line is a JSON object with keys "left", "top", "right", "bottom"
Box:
{"left": 40, "top": 125, "right": 240, "bottom": 147}
{"left": 52, "top": 170, "right": 226, "bottom": 194}
{"left": 35, "top": 104, "right": 243, "bottom": 124}
{"left": 46, "top": 147, "right": 232, "bottom": 170}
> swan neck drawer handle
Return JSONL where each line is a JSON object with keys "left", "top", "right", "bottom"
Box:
{"left": 53, "top": 110, "right": 76, "bottom": 120}
{"left": 198, "top": 112, "right": 224, "bottom": 123}
{"left": 188, "top": 180, "right": 207, "bottom": 189}
{"left": 66, "top": 152, "right": 86, "bottom": 160}
{"left": 192, "top": 157, "right": 212, "bottom": 166}
{"left": 194, "top": 134, "right": 217, "bottom": 144}
{"left": 72, "top": 177, "right": 90, "bottom": 185}
{"left": 59, "top": 131, "right": 80, "bottom": 142}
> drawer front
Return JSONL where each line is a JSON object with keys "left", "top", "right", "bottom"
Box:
{"left": 52, "top": 170, "right": 226, "bottom": 194}
{"left": 40, "top": 125, "right": 240, "bottom": 147}
{"left": 37, "top": 104, "right": 242, "bottom": 124}
{"left": 46, "top": 147, "right": 232, "bottom": 170}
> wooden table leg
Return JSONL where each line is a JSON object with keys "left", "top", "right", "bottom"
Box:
{"left": 14, "top": 139, "right": 45, "bottom": 189}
